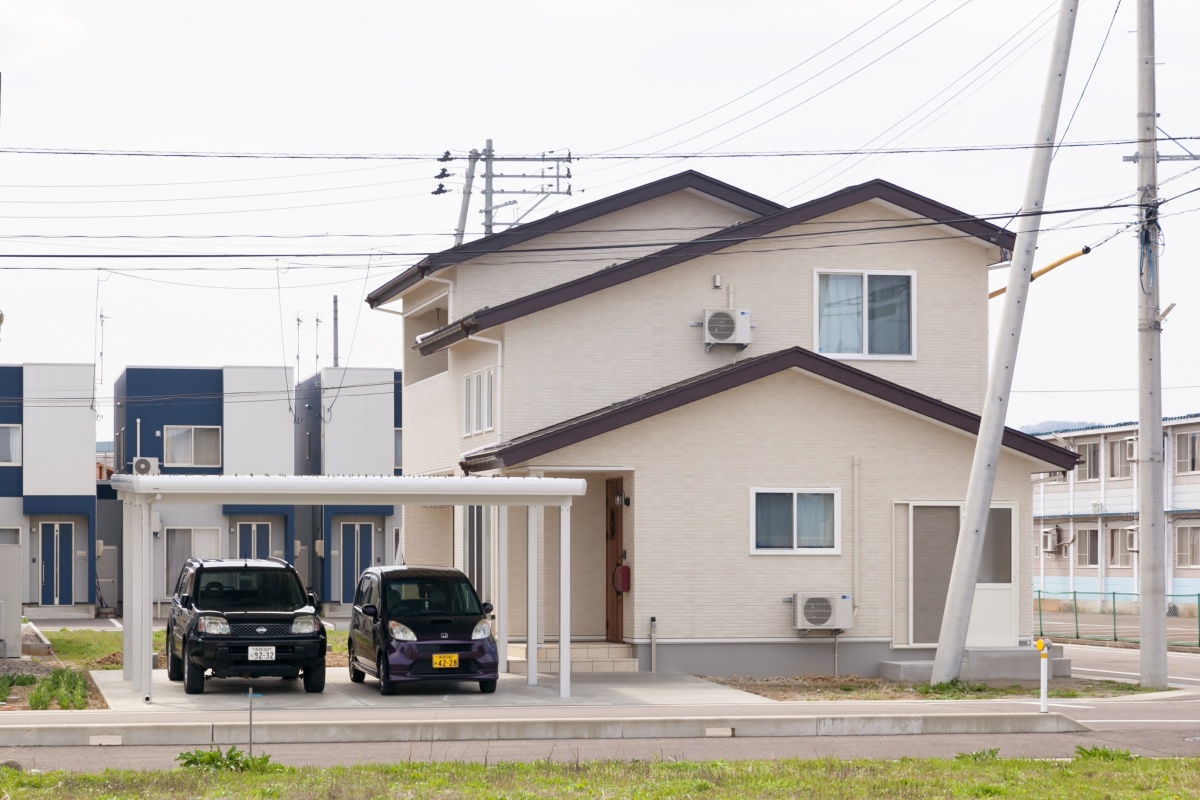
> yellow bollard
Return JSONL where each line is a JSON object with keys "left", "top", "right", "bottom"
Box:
{"left": 1036, "top": 638, "right": 1051, "bottom": 713}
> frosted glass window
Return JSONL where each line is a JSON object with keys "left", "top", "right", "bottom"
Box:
{"left": 0, "top": 425, "right": 20, "bottom": 464}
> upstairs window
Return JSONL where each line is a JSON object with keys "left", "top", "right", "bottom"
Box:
{"left": 1177, "top": 431, "right": 1200, "bottom": 475}
{"left": 0, "top": 425, "right": 20, "bottom": 465}
{"left": 462, "top": 368, "right": 495, "bottom": 437}
{"left": 817, "top": 272, "right": 913, "bottom": 357}
{"left": 1109, "top": 438, "right": 1134, "bottom": 480}
{"left": 163, "top": 425, "right": 221, "bottom": 467}
{"left": 394, "top": 428, "right": 403, "bottom": 471}
{"left": 1076, "top": 442, "right": 1100, "bottom": 482}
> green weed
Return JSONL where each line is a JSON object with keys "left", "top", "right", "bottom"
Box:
{"left": 176, "top": 746, "right": 281, "bottom": 773}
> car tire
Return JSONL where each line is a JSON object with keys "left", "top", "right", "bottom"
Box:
{"left": 182, "top": 641, "right": 205, "bottom": 695}
{"left": 479, "top": 679, "right": 497, "bottom": 694}
{"left": 303, "top": 660, "right": 326, "bottom": 693}
{"left": 166, "top": 627, "right": 183, "bottom": 682}
{"left": 377, "top": 653, "right": 395, "bottom": 696}
{"left": 349, "top": 641, "right": 365, "bottom": 684}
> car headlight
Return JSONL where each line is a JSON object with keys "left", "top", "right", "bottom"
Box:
{"left": 472, "top": 620, "right": 493, "bottom": 640}
{"left": 388, "top": 621, "right": 417, "bottom": 641}
{"left": 291, "top": 615, "right": 319, "bottom": 634}
{"left": 196, "top": 616, "right": 230, "bottom": 635}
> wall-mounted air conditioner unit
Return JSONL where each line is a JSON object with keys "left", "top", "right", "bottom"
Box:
{"left": 1040, "top": 529, "right": 1062, "bottom": 553}
{"left": 1125, "top": 526, "right": 1139, "bottom": 553}
{"left": 793, "top": 593, "right": 853, "bottom": 630}
{"left": 703, "top": 308, "right": 752, "bottom": 348}
{"left": 132, "top": 456, "right": 159, "bottom": 476}
{"left": 1091, "top": 501, "right": 1104, "bottom": 514}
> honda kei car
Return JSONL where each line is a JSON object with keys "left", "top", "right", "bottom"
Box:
{"left": 347, "top": 565, "right": 499, "bottom": 694}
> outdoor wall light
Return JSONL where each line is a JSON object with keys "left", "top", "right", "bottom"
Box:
{"left": 614, "top": 491, "right": 631, "bottom": 507}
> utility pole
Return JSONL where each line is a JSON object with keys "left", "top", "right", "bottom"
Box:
{"left": 332, "top": 296, "right": 340, "bottom": 369}
{"left": 930, "top": 0, "right": 1079, "bottom": 685}
{"left": 1134, "top": 0, "right": 1167, "bottom": 689}
{"left": 435, "top": 140, "right": 572, "bottom": 239}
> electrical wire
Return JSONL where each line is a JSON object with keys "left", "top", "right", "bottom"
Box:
{"left": 1051, "top": 0, "right": 1123, "bottom": 161}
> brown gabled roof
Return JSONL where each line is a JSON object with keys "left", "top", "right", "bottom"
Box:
{"left": 366, "top": 170, "right": 784, "bottom": 309}
{"left": 459, "top": 346, "right": 1076, "bottom": 474}
{"left": 418, "top": 178, "right": 1014, "bottom": 355}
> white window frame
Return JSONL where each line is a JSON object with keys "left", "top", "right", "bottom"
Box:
{"left": 1176, "top": 524, "right": 1200, "bottom": 568}
{"left": 1108, "top": 438, "right": 1134, "bottom": 480}
{"left": 461, "top": 369, "right": 496, "bottom": 438}
{"left": 1177, "top": 431, "right": 1200, "bottom": 475}
{"left": 393, "top": 428, "right": 403, "bottom": 471}
{"left": 0, "top": 527, "right": 20, "bottom": 546}
{"left": 1076, "top": 528, "right": 1099, "bottom": 567}
{"left": 1076, "top": 442, "right": 1100, "bottom": 482}
{"left": 749, "top": 487, "right": 841, "bottom": 555}
{"left": 1107, "top": 527, "right": 1132, "bottom": 568}
{"left": 0, "top": 424, "right": 21, "bottom": 466}
{"left": 813, "top": 269, "right": 916, "bottom": 360}
{"left": 162, "top": 425, "right": 222, "bottom": 468}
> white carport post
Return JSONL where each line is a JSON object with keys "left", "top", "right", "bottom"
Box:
{"left": 558, "top": 503, "right": 571, "bottom": 698}
{"left": 496, "top": 507, "right": 508, "bottom": 672}
{"left": 526, "top": 506, "right": 538, "bottom": 684}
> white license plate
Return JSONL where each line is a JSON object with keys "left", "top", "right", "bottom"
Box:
{"left": 248, "top": 646, "right": 275, "bottom": 661}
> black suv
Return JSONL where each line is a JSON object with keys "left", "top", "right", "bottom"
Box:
{"left": 166, "top": 557, "right": 327, "bottom": 694}
{"left": 348, "top": 565, "right": 499, "bottom": 694}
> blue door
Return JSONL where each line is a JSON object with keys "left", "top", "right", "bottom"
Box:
{"left": 39, "top": 522, "right": 74, "bottom": 606}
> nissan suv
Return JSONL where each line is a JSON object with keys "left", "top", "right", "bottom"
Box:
{"left": 166, "top": 557, "right": 327, "bottom": 694}
{"left": 348, "top": 565, "right": 499, "bottom": 694}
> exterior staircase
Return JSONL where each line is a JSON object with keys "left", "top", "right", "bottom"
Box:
{"left": 506, "top": 641, "right": 639, "bottom": 674}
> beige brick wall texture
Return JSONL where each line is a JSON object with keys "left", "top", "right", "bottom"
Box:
{"left": 506, "top": 371, "right": 1040, "bottom": 644}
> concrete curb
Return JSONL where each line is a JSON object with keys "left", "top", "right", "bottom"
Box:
{"left": 1, "top": 713, "right": 1088, "bottom": 747}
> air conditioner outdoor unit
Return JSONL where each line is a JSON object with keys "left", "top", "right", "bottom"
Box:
{"left": 1041, "top": 529, "right": 1061, "bottom": 553}
{"left": 793, "top": 593, "right": 854, "bottom": 631}
{"left": 703, "top": 308, "right": 752, "bottom": 347}
{"left": 132, "top": 456, "right": 159, "bottom": 476}
{"left": 1125, "top": 527, "right": 1139, "bottom": 553}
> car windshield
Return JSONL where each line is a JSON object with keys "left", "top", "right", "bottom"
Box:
{"left": 383, "top": 577, "right": 482, "bottom": 617}
{"left": 194, "top": 567, "right": 307, "bottom": 612}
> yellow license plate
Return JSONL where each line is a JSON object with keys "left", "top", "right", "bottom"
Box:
{"left": 432, "top": 654, "right": 459, "bottom": 669}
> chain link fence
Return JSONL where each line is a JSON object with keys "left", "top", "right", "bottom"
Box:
{"left": 1035, "top": 590, "right": 1200, "bottom": 646}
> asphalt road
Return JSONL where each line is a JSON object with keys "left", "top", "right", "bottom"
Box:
{"left": 4, "top": 642, "right": 1200, "bottom": 772}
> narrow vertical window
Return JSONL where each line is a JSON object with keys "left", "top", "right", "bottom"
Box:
{"left": 474, "top": 371, "right": 483, "bottom": 434}
{"left": 462, "top": 374, "right": 473, "bottom": 436}
{"left": 484, "top": 368, "right": 495, "bottom": 431}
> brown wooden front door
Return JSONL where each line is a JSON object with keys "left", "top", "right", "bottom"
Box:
{"left": 605, "top": 478, "right": 625, "bottom": 643}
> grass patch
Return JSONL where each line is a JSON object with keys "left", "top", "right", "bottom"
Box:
{"left": 702, "top": 674, "right": 1166, "bottom": 701}
{"left": 2, "top": 756, "right": 1199, "bottom": 799}
{"left": 27, "top": 668, "right": 89, "bottom": 710}
{"left": 0, "top": 673, "right": 37, "bottom": 702}
{"left": 43, "top": 629, "right": 166, "bottom": 670}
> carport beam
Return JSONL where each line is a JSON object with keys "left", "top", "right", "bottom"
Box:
{"left": 497, "top": 506, "right": 508, "bottom": 672}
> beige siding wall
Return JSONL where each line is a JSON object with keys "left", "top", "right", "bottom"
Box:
{"left": 401, "top": 372, "right": 462, "bottom": 476}
{"left": 401, "top": 505, "right": 454, "bottom": 567}
{"left": 452, "top": 191, "right": 758, "bottom": 318}
{"left": 499, "top": 202, "right": 994, "bottom": 440}
{"left": 514, "top": 371, "right": 1037, "bottom": 643}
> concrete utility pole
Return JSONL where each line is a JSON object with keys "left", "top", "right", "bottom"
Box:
{"left": 454, "top": 149, "right": 480, "bottom": 247}
{"left": 332, "top": 295, "right": 340, "bottom": 369}
{"left": 930, "top": 0, "right": 1079, "bottom": 685}
{"left": 1134, "top": 0, "right": 1167, "bottom": 690}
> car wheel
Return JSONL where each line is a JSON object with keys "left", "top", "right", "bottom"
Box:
{"left": 377, "top": 653, "right": 395, "bottom": 696}
{"left": 349, "top": 641, "right": 365, "bottom": 684}
{"left": 182, "top": 641, "right": 205, "bottom": 695}
{"left": 166, "top": 627, "right": 183, "bottom": 682}
{"left": 479, "top": 679, "right": 497, "bottom": 694}
{"left": 303, "top": 660, "right": 326, "bottom": 693}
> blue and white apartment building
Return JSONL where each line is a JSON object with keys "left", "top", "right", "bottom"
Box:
{"left": 1033, "top": 413, "right": 1200, "bottom": 599}
{"left": 0, "top": 364, "right": 100, "bottom": 613}
{"left": 104, "top": 365, "right": 403, "bottom": 616}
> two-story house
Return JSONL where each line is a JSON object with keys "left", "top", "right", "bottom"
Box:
{"left": 294, "top": 367, "right": 404, "bottom": 611}
{"left": 367, "top": 171, "right": 1076, "bottom": 677}
{"left": 1033, "top": 414, "right": 1200, "bottom": 601}
{"left": 0, "top": 364, "right": 99, "bottom": 626}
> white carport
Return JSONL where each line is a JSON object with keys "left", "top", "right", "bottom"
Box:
{"left": 110, "top": 474, "right": 587, "bottom": 702}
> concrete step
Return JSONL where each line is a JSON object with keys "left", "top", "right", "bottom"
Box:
{"left": 880, "top": 646, "right": 1071, "bottom": 682}
{"left": 507, "top": 642, "right": 640, "bottom": 674}
{"left": 22, "top": 604, "right": 96, "bottom": 621}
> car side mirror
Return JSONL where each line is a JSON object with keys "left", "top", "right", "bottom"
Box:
{"left": 481, "top": 602, "right": 494, "bottom": 615}
{"left": 179, "top": 595, "right": 189, "bottom": 608}
{"left": 308, "top": 590, "right": 319, "bottom": 608}
{"left": 361, "top": 604, "right": 378, "bottom": 619}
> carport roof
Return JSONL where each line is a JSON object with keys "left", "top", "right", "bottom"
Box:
{"left": 459, "top": 346, "right": 1078, "bottom": 474}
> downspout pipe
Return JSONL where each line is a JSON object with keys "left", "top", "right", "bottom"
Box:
{"left": 852, "top": 456, "right": 861, "bottom": 616}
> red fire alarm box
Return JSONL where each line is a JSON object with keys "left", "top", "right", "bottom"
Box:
{"left": 612, "top": 564, "right": 631, "bottom": 594}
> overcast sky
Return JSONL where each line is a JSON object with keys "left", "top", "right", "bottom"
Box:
{"left": 1, "top": 0, "right": 1197, "bottom": 440}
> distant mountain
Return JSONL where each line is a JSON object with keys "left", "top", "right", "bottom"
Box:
{"left": 1019, "top": 420, "right": 1103, "bottom": 435}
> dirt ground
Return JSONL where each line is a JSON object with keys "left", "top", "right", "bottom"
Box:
{"left": 699, "top": 673, "right": 1150, "bottom": 701}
